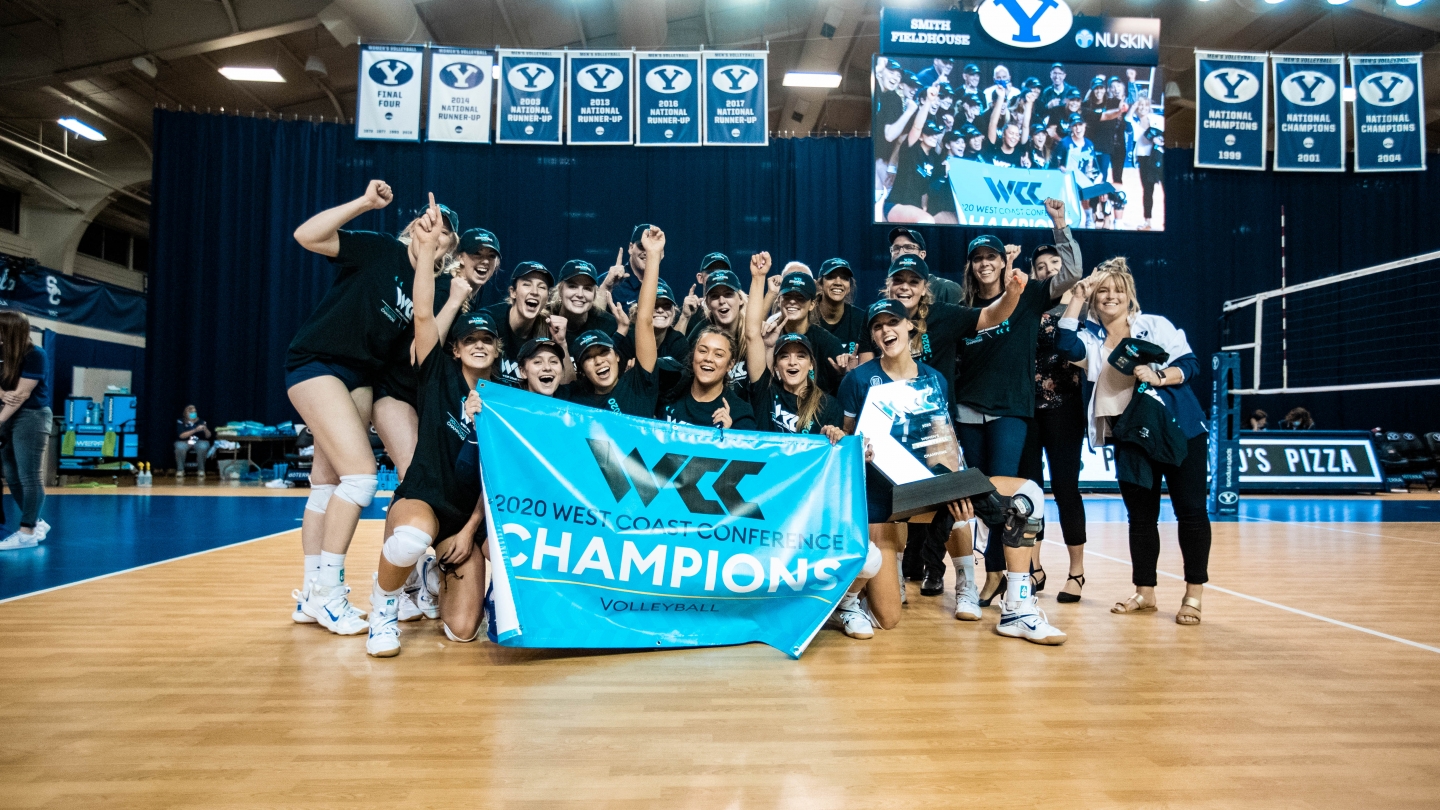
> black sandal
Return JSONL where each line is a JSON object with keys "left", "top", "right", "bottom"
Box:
{"left": 1031, "top": 568, "right": 1047, "bottom": 594}
{"left": 1056, "top": 574, "right": 1085, "bottom": 604}
{"left": 978, "top": 574, "right": 1005, "bottom": 607}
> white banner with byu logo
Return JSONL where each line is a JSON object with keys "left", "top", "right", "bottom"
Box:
{"left": 1194, "top": 50, "right": 1268, "bottom": 171}
{"left": 702, "top": 52, "right": 767, "bottom": 146}
{"left": 497, "top": 49, "right": 563, "bottom": 144}
{"left": 566, "top": 51, "right": 633, "bottom": 145}
{"left": 637, "top": 52, "right": 702, "bottom": 146}
{"left": 1272, "top": 54, "right": 1344, "bottom": 172}
{"left": 427, "top": 47, "right": 493, "bottom": 143}
{"left": 1351, "top": 54, "right": 1426, "bottom": 173}
{"left": 356, "top": 44, "right": 425, "bottom": 141}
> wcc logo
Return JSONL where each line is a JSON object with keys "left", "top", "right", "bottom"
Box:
{"left": 1358, "top": 72, "right": 1414, "bottom": 107}
{"left": 1280, "top": 71, "right": 1336, "bottom": 107}
{"left": 576, "top": 63, "right": 624, "bottom": 93}
{"left": 1203, "top": 68, "right": 1259, "bottom": 103}
{"left": 507, "top": 62, "right": 556, "bottom": 92}
{"left": 586, "top": 439, "right": 765, "bottom": 519}
{"left": 438, "top": 62, "right": 484, "bottom": 89}
{"left": 712, "top": 65, "right": 759, "bottom": 94}
{"left": 368, "top": 59, "right": 414, "bottom": 86}
{"left": 984, "top": 177, "right": 1044, "bottom": 205}
{"left": 645, "top": 65, "right": 693, "bottom": 94}
{"left": 977, "top": 0, "right": 1074, "bottom": 49}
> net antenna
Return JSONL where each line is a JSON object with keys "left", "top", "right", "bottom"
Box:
{"left": 1220, "top": 248, "right": 1440, "bottom": 395}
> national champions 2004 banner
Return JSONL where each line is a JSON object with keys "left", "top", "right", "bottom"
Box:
{"left": 1351, "top": 54, "right": 1426, "bottom": 173}
{"left": 475, "top": 383, "right": 868, "bottom": 658}
{"left": 1271, "top": 54, "right": 1344, "bottom": 172}
{"left": 356, "top": 44, "right": 425, "bottom": 141}
{"left": 1194, "top": 50, "right": 1267, "bottom": 171}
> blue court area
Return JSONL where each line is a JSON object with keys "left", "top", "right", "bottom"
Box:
{"left": 1, "top": 494, "right": 1436, "bottom": 602}
{"left": 0, "top": 494, "right": 389, "bottom": 602}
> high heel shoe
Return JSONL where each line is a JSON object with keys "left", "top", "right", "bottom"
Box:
{"left": 1056, "top": 574, "right": 1084, "bottom": 604}
{"left": 1031, "top": 568, "right": 1046, "bottom": 594}
{"left": 978, "top": 574, "right": 1005, "bottom": 607}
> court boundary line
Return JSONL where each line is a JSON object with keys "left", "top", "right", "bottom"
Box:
{"left": 1078, "top": 546, "right": 1440, "bottom": 655}
{"left": 1237, "top": 514, "right": 1440, "bottom": 545}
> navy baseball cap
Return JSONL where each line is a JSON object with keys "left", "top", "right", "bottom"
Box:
{"left": 448, "top": 311, "right": 498, "bottom": 344}
{"left": 1050, "top": 62, "right": 1065, "bottom": 71}
{"left": 699, "top": 252, "right": 731, "bottom": 273}
{"left": 778, "top": 272, "right": 817, "bottom": 299}
{"left": 572, "top": 329, "right": 617, "bottom": 360}
{"left": 704, "top": 269, "right": 742, "bottom": 295}
{"left": 1031, "top": 122, "right": 1048, "bottom": 135}
{"left": 559, "top": 259, "right": 599, "bottom": 283}
{"left": 630, "top": 223, "right": 654, "bottom": 244}
{"left": 922, "top": 121, "right": 945, "bottom": 138}
{"left": 510, "top": 261, "right": 553, "bottom": 286}
{"left": 961, "top": 92, "right": 983, "bottom": 107}
{"left": 819, "top": 258, "right": 853, "bottom": 279}
{"left": 888, "top": 255, "right": 929, "bottom": 279}
{"left": 1067, "top": 112, "right": 1085, "bottom": 126}
{"left": 901, "top": 70, "right": 923, "bottom": 89}
{"left": 1065, "top": 88, "right": 1083, "bottom": 100}
{"left": 888, "top": 226, "right": 926, "bottom": 251}
{"left": 967, "top": 235, "right": 1005, "bottom": 260}
{"left": 1090, "top": 76, "right": 1106, "bottom": 88}
{"left": 1031, "top": 244, "right": 1060, "bottom": 265}
{"left": 773, "top": 332, "right": 814, "bottom": 358}
{"left": 412, "top": 203, "right": 458, "bottom": 234}
{"left": 1022, "top": 77, "right": 1042, "bottom": 90}
{"left": 655, "top": 279, "right": 677, "bottom": 305}
{"left": 457, "top": 228, "right": 499, "bottom": 256}
{"left": 517, "top": 336, "right": 564, "bottom": 364}
{"left": 961, "top": 123, "right": 984, "bottom": 138}
{"left": 884, "top": 58, "right": 902, "bottom": 72}
{"left": 867, "top": 298, "right": 910, "bottom": 326}
{"left": 1108, "top": 338, "right": 1169, "bottom": 375}
{"left": 962, "top": 63, "right": 980, "bottom": 75}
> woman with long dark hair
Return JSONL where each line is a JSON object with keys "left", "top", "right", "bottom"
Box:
{"left": 0, "top": 310, "right": 51, "bottom": 550}
{"left": 744, "top": 255, "right": 845, "bottom": 435}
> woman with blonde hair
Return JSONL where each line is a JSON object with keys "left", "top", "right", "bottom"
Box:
{"left": 0, "top": 310, "right": 51, "bottom": 550}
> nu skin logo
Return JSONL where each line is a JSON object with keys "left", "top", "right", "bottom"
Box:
{"left": 368, "top": 59, "right": 414, "bottom": 86}
{"left": 576, "top": 63, "right": 622, "bottom": 92}
{"left": 712, "top": 65, "right": 759, "bottom": 94}
{"left": 1203, "top": 68, "right": 1259, "bottom": 103}
{"left": 439, "top": 62, "right": 483, "bottom": 89}
{"left": 1280, "top": 71, "right": 1335, "bottom": 107}
{"left": 1359, "top": 72, "right": 1414, "bottom": 107}
{"left": 984, "top": 177, "right": 1045, "bottom": 205}
{"left": 586, "top": 439, "right": 764, "bottom": 519}
{"left": 508, "top": 62, "right": 556, "bottom": 92}
{"left": 645, "top": 65, "right": 693, "bottom": 94}
{"left": 977, "top": 0, "right": 1074, "bottom": 49}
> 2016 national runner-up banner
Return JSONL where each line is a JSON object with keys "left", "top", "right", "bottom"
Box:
{"left": 475, "top": 383, "right": 868, "bottom": 658}
{"left": 637, "top": 52, "right": 702, "bottom": 146}
{"left": 356, "top": 44, "right": 425, "bottom": 142}
{"left": 496, "top": 49, "right": 564, "bottom": 144}
{"left": 427, "top": 47, "right": 493, "bottom": 144}
{"left": 1351, "top": 54, "right": 1426, "bottom": 173}
{"left": 1272, "top": 54, "right": 1344, "bottom": 172}
{"left": 1194, "top": 50, "right": 1268, "bottom": 171}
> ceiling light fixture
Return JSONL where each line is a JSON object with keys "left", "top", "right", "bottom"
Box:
{"left": 783, "top": 72, "right": 842, "bottom": 88}
{"left": 57, "top": 118, "right": 106, "bottom": 141}
{"left": 1394, "top": 0, "right": 1422, "bottom": 7}
{"left": 218, "top": 66, "right": 286, "bottom": 83}
{"left": 1342, "top": 86, "right": 1357, "bottom": 102}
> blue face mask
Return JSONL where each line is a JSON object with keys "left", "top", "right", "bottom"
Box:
{"left": 186, "top": 412, "right": 197, "bottom": 420}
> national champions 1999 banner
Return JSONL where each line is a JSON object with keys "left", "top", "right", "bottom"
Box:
{"left": 476, "top": 384, "right": 869, "bottom": 658}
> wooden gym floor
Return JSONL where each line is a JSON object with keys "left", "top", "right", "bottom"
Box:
{"left": 1, "top": 497, "right": 1438, "bottom": 808}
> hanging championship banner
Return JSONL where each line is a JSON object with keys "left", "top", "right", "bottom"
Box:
{"left": 566, "top": 51, "right": 633, "bottom": 145}
{"left": 356, "top": 44, "right": 425, "bottom": 141}
{"left": 1194, "top": 50, "right": 1268, "bottom": 171}
{"left": 427, "top": 47, "right": 494, "bottom": 143}
{"left": 1351, "top": 54, "right": 1426, "bottom": 173}
{"left": 496, "top": 49, "right": 563, "bottom": 144}
{"left": 702, "top": 51, "right": 767, "bottom": 146}
{"left": 1271, "top": 54, "right": 1344, "bottom": 172}
{"left": 637, "top": 52, "right": 702, "bottom": 146}
{"left": 476, "top": 383, "right": 868, "bottom": 658}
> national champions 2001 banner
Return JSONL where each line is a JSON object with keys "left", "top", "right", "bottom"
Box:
{"left": 1351, "top": 54, "right": 1426, "bottom": 173}
{"left": 1194, "top": 50, "right": 1267, "bottom": 171}
{"left": 475, "top": 383, "right": 868, "bottom": 658}
{"left": 356, "top": 44, "right": 425, "bottom": 141}
{"left": 1271, "top": 54, "right": 1344, "bottom": 172}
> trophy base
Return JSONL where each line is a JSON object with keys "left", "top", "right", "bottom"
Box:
{"left": 886, "top": 468, "right": 997, "bottom": 522}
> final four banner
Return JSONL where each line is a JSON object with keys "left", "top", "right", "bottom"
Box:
{"left": 497, "top": 49, "right": 563, "bottom": 144}
{"left": 702, "top": 52, "right": 767, "bottom": 146}
{"left": 1194, "top": 50, "right": 1268, "bottom": 171}
{"left": 637, "top": 52, "right": 702, "bottom": 146}
{"left": 427, "top": 47, "right": 493, "bottom": 143}
{"left": 1272, "top": 54, "right": 1344, "bottom": 172}
{"left": 475, "top": 383, "right": 868, "bottom": 658}
{"left": 566, "top": 51, "right": 633, "bottom": 145}
{"left": 356, "top": 44, "right": 424, "bottom": 141}
{"left": 1351, "top": 55, "right": 1426, "bottom": 173}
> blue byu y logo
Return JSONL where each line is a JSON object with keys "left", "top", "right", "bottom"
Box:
{"left": 712, "top": 65, "right": 759, "bottom": 94}
{"left": 977, "top": 0, "right": 1074, "bottom": 49}
{"left": 1280, "top": 71, "right": 1335, "bottom": 106}
{"left": 1358, "top": 72, "right": 1414, "bottom": 107}
{"left": 576, "top": 63, "right": 621, "bottom": 93}
{"left": 439, "top": 62, "right": 483, "bottom": 89}
{"left": 508, "top": 62, "right": 555, "bottom": 92}
{"left": 645, "top": 65, "right": 693, "bottom": 94}
{"left": 368, "top": 59, "right": 414, "bottom": 86}
{"left": 1203, "top": 68, "right": 1259, "bottom": 103}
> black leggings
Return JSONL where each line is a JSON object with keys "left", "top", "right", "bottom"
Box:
{"left": 1137, "top": 153, "right": 1161, "bottom": 218}
{"left": 1118, "top": 434, "right": 1212, "bottom": 587}
{"left": 1018, "top": 398, "right": 1087, "bottom": 546}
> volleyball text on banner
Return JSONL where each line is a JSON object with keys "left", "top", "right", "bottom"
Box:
{"left": 702, "top": 51, "right": 767, "bottom": 146}
{"left": 1351, "top": 54, "right": 1426, "bottom": 173}
{"left": 636, "top": 52, "right": 702, "bottom": 146}
{"left": 474, "top": 382, "right": 868, "bottom": 659}
{"left": 1194, "top": 50, "right": 1268, "bottom": 171}
{"left": 427, "top": 47, "right": 494, "bottom": 143}
{"left": 496, "top": 49, "right": 563, "bottom": 144}
{"left": 356, "top": 44, "right": 425, "bottom": 141}
{"left": 1271, "top": 54, "right": 1344, "bottom": 172}
{"left": 566, "top": 51, "right": 634, "bottom": 145}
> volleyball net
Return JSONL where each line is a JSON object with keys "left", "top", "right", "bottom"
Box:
{"left": 1219, "top": 249, "right": 1440, "bottom": 395}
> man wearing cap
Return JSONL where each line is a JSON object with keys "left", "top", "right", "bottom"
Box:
{"left": 553, "top": 259, "right": 619, "bottom": 357}
{"left": 1040, "top": 63, "right": 1077, "bottom": 110}
{"left": 481, "top": 261, "right": 566, "bottom": 387}
{"left": 959, "top": 63, "right": 981, "bottom": 96}
{"left": 600, "top": 224, "right": 664, "bottom": 311}
{"left": 889, "top": 226, "right": 961, "bottom": 306}
{"left": 455, "top": 228, "right": 507, "bottom": 311}
{"left": 813, "top": 258, "right": 867, "bottom": 359}
{"left": 914, "top": 56, "right": 954, "bottom": 89}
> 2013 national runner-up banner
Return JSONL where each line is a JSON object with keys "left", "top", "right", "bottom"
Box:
{"left": 637, "top": 52, "right": 702, "bottom": 146}
{"left": 496, "top": 49, "right": 563, "bottom": 144}
{"left": 475, "top": 383, "right": 868, "bottom": 658}
{"left": 1194, "top": 50, "right": 1268, "bottom": 171}
{"left": 1351, "top": 54, "right": 1426, "bottom": 172}
{"left": 702, "top": 51, "right": 767, "bottom": 146}
{"left": 566, "top": 51, "right": 634, "bottom": 145}
{"left": 356, "top": 44, "right": 425, "bottom": 141}
{"left": 427, "top": 47, "right": 493, "bottom": 144}
{"left": 1271, "top": 54, "right": 1344, "bottom": 172}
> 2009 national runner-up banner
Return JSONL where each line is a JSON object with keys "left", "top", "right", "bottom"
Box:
{"left": 1194, "top": 50, "right": 1268, "bottom": 171}
{"left": 475, "top": 383, "right": 868, "bottom": 658}
{"left": 1351, "top": 54, "right": 1426, "bottom": 172}
{"left": 1272, "top": 54, "right": 1344, "bottom": 172}
{"left": 356, "top": 44, "right": 425, "bottom": 141}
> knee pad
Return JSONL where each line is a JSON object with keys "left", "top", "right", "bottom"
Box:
{"left": 334, "top": 474, "right": 378, "bottom": 508}
{"left": 304, "top": 484, "right": 337, "bottom": 514}
{"left": 1000, "top": 480, "right": 1045, "bottom": 549}
{"left": 382, "top": 525, "right": 433, "bottom": 568}
{"left": 443, "top": 621, "right": 481, "bottom": 643}
{"left": 860, "top": 541, "right": 883, "bottom": 579}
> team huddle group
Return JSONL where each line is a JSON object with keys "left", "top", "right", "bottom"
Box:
{"left": 282, "top": 179, "right": 1214, "bottom": 658}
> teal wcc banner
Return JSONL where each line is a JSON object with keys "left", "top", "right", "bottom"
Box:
{"left": 476, "top": 382, "right": 869, "bottom": 658}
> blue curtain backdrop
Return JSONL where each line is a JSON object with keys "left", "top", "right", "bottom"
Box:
{"left": 147, "top": 110, "right": 1439, "bottom": 461}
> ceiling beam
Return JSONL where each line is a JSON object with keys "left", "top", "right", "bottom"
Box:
{"left": 219, "top": 0, "right": 241, "bottom": 34}
{"left": 274, "top": 39, "right": 345, "bottom": 120}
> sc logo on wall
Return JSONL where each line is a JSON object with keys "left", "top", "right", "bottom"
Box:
{"left": 1280, "top": 71, "right": 1336, "bottom": 107}
{"left": 1203, "top": 68, "right": 1260, "bottom": 103}
{"left": 368, "top": 59, "right": 414, "bottom": 87}
{"left": 977, "top": 0, "right": 1074, "bottom": 49}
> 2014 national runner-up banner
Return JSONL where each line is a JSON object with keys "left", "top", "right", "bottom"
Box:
{"left": 475, "top": 383, "right": 868, "bottom": 658}
{"left": 566, "top": 51, "right": 634, "bottom": 145}
{"left": 702, "top": 51, "right": 767, "bottom": 146}
{"left": 356, "top": 44, "right": 424, "bottom": 141}
{"left": 1272, "top": 54, "right": 1344, "bottom": 172}
{"left": 496, "top": 49, "right": 563, "bottom": 144}
{"left": 637, "top": 52, "right": 702, "bottom": 146}
{"left": 1351, "top": 54, "right": 1426, "bottom": 172}
{"left": 427, "top": 47, "right": 493, "bottom": 144}
{"left": 1194, "top": 50, "right": 1268, "bottom": 171}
